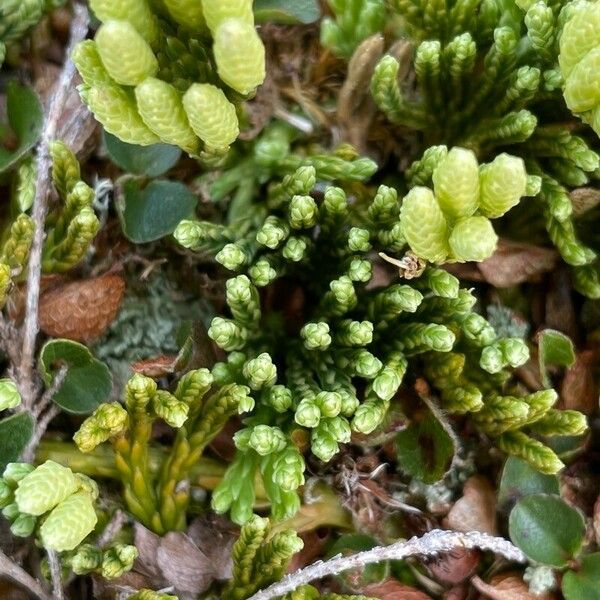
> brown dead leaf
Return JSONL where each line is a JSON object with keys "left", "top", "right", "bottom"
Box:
{"left": 362, "top": 579, "right": 432, "bottom": 599}
{"left": 158, "top": 532, "right": 215, "bottom": 596}
{"left": 561, "top": 349, "right": 599, "bottom": 414}
{"left": 39, "top": 274, "right": 125, "bottom": 342}
{"left": 131, "top": 355, "right": 179, "bottom": 378}
{"left": 570, "top": 187, "right": 600, "bottom": 216}
{"left": 443, "top": 584, "right": 468, "bottom": 600}
{"left": 472, "top": 573, "right": 556, "bottom": 600}
{"left": 187, "top": 516, "right": 237, "bottom": 580}
{"left": 426, "top": 548, "right": 480, "bottom": 585}
{"left": 447, "top": 476, "right": 496, "bottom": 535}
{"left": 478, "top": 240, "right": 558, "bottom": 287}
{"left": 288, "top": 530, "right": 331, "bottom": 573}
{"left": 594, "top": 495, "right": 600, "bottom": 545}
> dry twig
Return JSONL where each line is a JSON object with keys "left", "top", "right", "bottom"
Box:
{"left": 0, "top": 549, "right": 51, "bottom": 600}
{"left": 246, "top": 529, "right": 527, "bottom": 600}
{"left": 17, "top": 4, "right": 89, "bottom": 409}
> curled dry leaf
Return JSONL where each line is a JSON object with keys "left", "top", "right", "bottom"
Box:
{"left": 478, "top": 240, "right": 558, "bottom": 287}
{"left": 38, "top": 274, "right": 125, "bottom": 342}
{"left": 561, "top": 349, "right": 599, "bottom": 414}
{"left": 471, "top": 573, "right": 556, "bottom": 600}
{"left": 362, "top": 579, "right": 433, "bottom": 600}
{"left": 446, "top": 476, "right": 497, "bottom": 535}
{"left": 570, "top": 187, "right": 600, "bottom": 216}
{"left": 426, "top": 548, "right": 480, "bottom": 585}
{"left": 131, "top": 354, "right": 179, "bottom": 378}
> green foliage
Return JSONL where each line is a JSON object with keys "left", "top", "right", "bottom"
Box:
{"left": 171, "top": 163, "right": 582, "bottom": 523}
{"left": 224, "top": 515, "right": 303, "bottom": 599}
{"left": 76, "top": 0, "right": 266, "bottom": 156}
{"left": 74, "top": 371, "right": 253, "bottom": 533}
{"left": 0, "top": 460, "right": 98, "bottom": 552}
{"left": 509, "top": 493, "right": 586, "bottom": 566}
{"left": 321, "top": 0, "right": 386, "bottom": 59}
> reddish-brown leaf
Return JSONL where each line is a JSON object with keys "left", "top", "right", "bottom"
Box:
{"left": 472, "top": 573, "right": 556, "bottom": 600}
{"left": 561, "top": 349, "right": 599, "bottom": 414}
{"left": 447, "top": 476, "right": 496, "bottom": 535}
{"left": 131, "top": 355, "right": 179, "bottom": 378}
{"left": 478, "top": 240, "right": 557, "bottom": 287}
{"left": 426, "top": 548, "right": 480, "bottom": 585}
{"left": 362, "top": 579, "right": 432, "bottom": 599}
{"left": 39, "top": 274, "right": 125, "bottom": 342}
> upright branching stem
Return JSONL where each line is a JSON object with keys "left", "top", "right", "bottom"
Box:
{"left": 18, "top": 4, "right": 89, "bottom": 409}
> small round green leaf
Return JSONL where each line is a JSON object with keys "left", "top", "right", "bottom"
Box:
{"left": 118, "top": 179, "right": 198, "bottom": 243}
{"left": 563, "top": 553, "right": 600, "bottom": 600}
{"left": 104, "top": 132, "right": 181, "bottom": 177}
{"left": 0, "top": 413, "right": 34, "bottom": 471}
{"left": 509, "top": 494, "right": 585, "bottom": 566}
{"left": 39, "top": 340, "right": 112, "bottom": 415}
{"left": 0, "top": 83, "right": 43, "bottom": 174}
{"left": 498, "top": 457, "right": 560, "bottom": 511}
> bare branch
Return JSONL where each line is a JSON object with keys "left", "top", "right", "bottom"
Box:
{"left": 246, "top": 529, "right": 527, "bottom": 600}
{"left": 47, "top": 550, "right": 64, "bottom": 600}
{"left": 17, "top": 4, "right": 89, "bottom": 409}
{"left": 0, "top": 549, "right": 51, "bottom": 600}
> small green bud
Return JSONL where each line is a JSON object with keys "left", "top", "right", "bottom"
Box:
{"left": 216, "top": 243, "right": 249, "bottom": 271}
{"left": 248, "top": 425, "right": 287, "bottom": 455}
{"left": 95, "top": 20, "right": 158, "bottom": 86}
{"left": 152, "top": 390, "right": 189, "bottom": 428}
{"left": 352, "top": 397, "right": 387, "bottom": 434}
{"left": 15, "top": 159, "right": 37, "bottom": 212}
{"left": 348, "top": 227, "right": 371, "bottom": 252}
{"left": 282, "top": 237, "right": 308, "bottom": 262}
{"left": 0, "top": 481, "right": 13, "bottom": 509}
{"left": 0, "top": 379, "right": 21, "bottom": 411}
{"left": 88, "top": 0, "right": 159, "bottom": 45}
{"left": 478, "top": 153, "right": 528, "bottom": 218}
{"left": 249, "top": 258, "right": 278, "bottom": 287}
{"left": 2, "top": 502, "right": 19, "bottom": 521}
{"left": 201, "top": 0, "right": 254, "bottom": 33}
{"left": 499, "top": 338, "right": 530, "bottom": 367}
{"left": 70, "top": 544, "right": 102, "bottom": 575}
{"left": 273, "top": 447, "right": 305, "bottom": 491}
{"left": 125, "top": 373, "right": 157, "bottom": 413}
{"left": 15, "top": 461, "right": 78, "bottom": 516}
{"left": 531, "top": 409, "right": 588, "bottom": 436}
{"left": 480, "top": 345, "right": 504, "bottom": 373}
{"left": 348, "top": 258, "right": 372, "bottom": 282}
{"left": 461, "top": 313, "right": 497, "bottom": 346}
{"left": 265, "top": 385, "right": 293, "bottom": 413}
{"left": 295, "top": 398, "right": 321, "bottom": 428}
{"left": 75, "top": 474, "right": 99, "bottom": 501}
{"left": 164, "top": 0, "right": 206, "bottom": 31}
{"left": 372, "top": 353, "right": 407, "bottom": 401}
{"left": 400, "top": 186, "right": 449, "bottom": 263}
{"left": 401, "top": 323, "right": 456, "bottom": 353}
{"left": 101, "top": 544, "right": 139, "bottom": 579}
{"left": 182, "top": 83, "right": 239, "bottom": 152}
{"left": 289, "top": 195, "right": 318, "bottom": 229}
{"left": 311, "top": 427, "right": 338, "bottom": 462}
{"left": 243, "top": 353, "right": 277, "bottom": 390}
{"left": 233, "top": 428, "right": 253, "bottom": 451}
{"left": 73, "top": 403, "right": 129, "bottom": 453}
{"left": 208, "top": 317, "right": 248, "bottom": 351}
{"left": 40, "top": 491, "right": 98, "bottom": 552}
{"left": 448, "top": 216, "right": 498, "bottom": 262}
{"left": 256, "top": 216, "right": 289, "bottom": 249}
{"left": 421, "top": 268, "right": 460, "bottom": 298}
{"left": 175, "top": 368, "right": 214, "bottom": 406}
{"left": 335, "top": 320, "right": 373, "bottom": 347}
{"left": 432, "top": 147, "right": 480, "bottom": 220}
{"left": 315, "top": 391, "right": 342, "bottom": 418}
{"left": 301, "top": 322, "right": 331, "bottom": 351}
{"left": 3, "top": 463, "right": 35, "bottom": 486}
{"left": 213, "top": 18, "right": 266, "bottom": 95}
{"left": 135, "top": 78, "right": 199, "bottom": 155}
{"left": 10, "top": 514, "right": 36, "bottom": 538}
{"left": 321, "top": 416, "right": 351, "bottom": 444}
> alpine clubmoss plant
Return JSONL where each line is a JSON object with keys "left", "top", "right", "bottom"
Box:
{"left": 364, "top": 0, "right": 600, "bottom": 297}
{"left": 0, "top": 460, "right": 99, "bottom": 552}
{"left": 74, "top": 370, "right": 254, "bottom": 534}
{"left": 0, "top": 141, "right": 99, "bottom": 310}
{"left": 171, "top": 164, "right": 586, "bottom": 524}
{"left": 0, "top": 0, "right": 65, "bottom": 67}
{"left": 73, "top": 0, "right": 265, "bottom": 156}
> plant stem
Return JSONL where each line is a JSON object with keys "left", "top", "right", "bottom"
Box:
{"left": 0, "top": 549, "right": 50, "bottom": 600}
